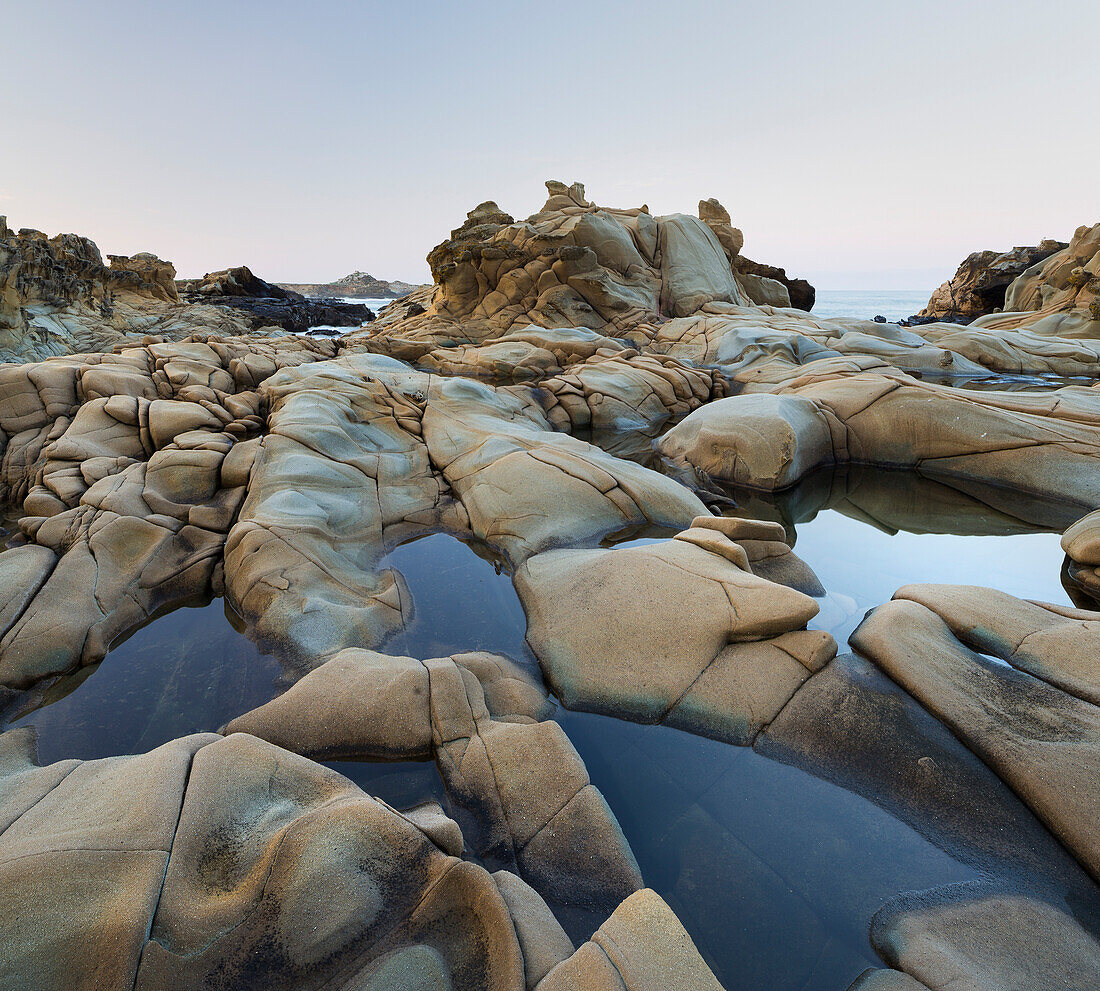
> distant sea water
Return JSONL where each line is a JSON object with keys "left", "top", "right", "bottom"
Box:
{"left": 305, "top": 296, "right": 400, "bottom": 334}
{"left": 811, "top": 290, "right": 932, "bottom": 323}
{"left": 309, "top": 291, "right": 937, "bottom": 333}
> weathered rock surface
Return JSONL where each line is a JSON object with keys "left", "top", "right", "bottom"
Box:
{"left": 5, "top": 186, "right": 1100, "bottom": 990}
{"left": 658, "top": 369, "right": 1100, "bottom": 509}
{"left": 918, "top": 239, "right": 1067, "bottom": 322}
{"left": 966, "top": 221, "right": 1100, "bottom": 338}
{"left": 851, "top": 586, "right": 1100, "bottom": 882}
{"left": 1063, "top": 507, "right": 1100, "bottom": 604}
{"left": 224, "top": 647, "right": 642, "bottom": 917}
{"left": 0, "top": 221, "right": 267, "bottom": 362}
{"left": 0, "top": 333, "right": 336, "bottom": 686}
{"left": 516, "top": 516, "right": 835, "bottom": 740}
{"left": 0, "top": 726, "right": 717, "bottom": 990}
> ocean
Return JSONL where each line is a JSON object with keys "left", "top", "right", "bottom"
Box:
{"left": 308, "top": 291, "right": 937, "bottom": 332}
{"left": 810, "top": 290, "right": 932, "bottom": 323}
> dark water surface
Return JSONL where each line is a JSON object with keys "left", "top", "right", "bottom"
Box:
{"left": 4, "top": 597, "right": 285, "bottom": 764}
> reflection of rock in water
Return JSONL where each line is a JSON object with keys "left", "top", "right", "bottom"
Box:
{"left": 711, "top": 463, "right": 1083, "bottom": 542}
{"left": 2, "top": 596, "right": 285, "bottom": 763}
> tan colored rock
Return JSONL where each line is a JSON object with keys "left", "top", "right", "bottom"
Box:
{"left": 516, "top": 525, "right": 831, "bottom": 739}
{"left": 225, "top": 647, "right": 639, "bottom": 914}
{"left": 851, "top": 593, "right": 1100, "bottom": 881}
{"left": 659, "top": 370, "right": 1100, "bottom": 508}
{"left": 536, "top": 889, "right": 723, "bottom": 991}
{"left": 1062, "top": 507, "right": 1100, "bottom": 604}
{"left": 870, "top": 887, "right": 1100, "bottom": 991}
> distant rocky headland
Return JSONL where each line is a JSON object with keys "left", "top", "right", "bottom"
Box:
{"left": 0, "top": 182, "right": 1099, "bottom": 991}
{"left": 909, "top": 228, "right": 1100, "bottom": 329}
{"left": 0, "top": 219, "right": 372, "bottom": 363}
{"left": 278, "top": 270, "right": 425, "bottom": 299}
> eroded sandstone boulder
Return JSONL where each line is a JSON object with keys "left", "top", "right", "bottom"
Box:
{"left": 222, "top": 647, "right": 642, "bottom": 917}
{"left": 658, "top": 369, "right": 1100, "bottom": 509}
{"left": 850, "top": 586, "right": 1100, "bottom": 882}
{"left": 0, "top": 726, "right": 719, "bottom": 990}
{"left": 0, "top": 334, "right": 335, "bottom": 687}
{"left": 516, "top": 517, "right": 835, "bottom": 741}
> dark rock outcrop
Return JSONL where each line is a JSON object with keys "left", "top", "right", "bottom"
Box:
{"left": 918, "top": 240, "right": 1067, "bottom": 322}
{"left": 177, "top": 266, "right": 372, "bottom": 333}
{"left": 736, "top": 256, "right": 816, "bottom": 311}
{"left": 695, "top": 199, "right": 815, "bottom": 311}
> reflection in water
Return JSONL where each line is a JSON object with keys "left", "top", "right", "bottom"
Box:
{"left": 4, "top": 597, "right": 285, "bottom": 764}
{"left": 0, "top": 506, "right": 23, "bottom": 552}
{"left": 713, "top": 465, "right": 1077, "bottom": 646}
{"left": 946, "top": 373, "right": 1096, "bottom": 392}
{"left": 372, "top": 482, "right": 1093, "bottom": 990}
{"left": 556, "top": 708, "right": 977, "bottom": 989}
{"left": 325, "top": 759, "right": 448, "bottom": 812}
{"left": 380, "top": 531, "right": 536, "bottom": 665}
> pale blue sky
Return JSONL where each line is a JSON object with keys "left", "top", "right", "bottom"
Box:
{"left": 3, "top": 0, "right": 1097, "bottom": 289}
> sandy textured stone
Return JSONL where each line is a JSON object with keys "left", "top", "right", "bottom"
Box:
{"left": 659, "top": 370, "right": 1100, "bottom": 508}
{"left": 537, "top": 889, "right": 723, "bottom": 991}
{"left": 517, "top": 527, "right": 829, "bottom": 738}
{"left": 851, "top": 594, "right": 1100, "bottom": 881}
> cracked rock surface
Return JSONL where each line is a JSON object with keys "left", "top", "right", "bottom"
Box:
{"left": 1, "top": 183, "right": 1099, "bottom": 990}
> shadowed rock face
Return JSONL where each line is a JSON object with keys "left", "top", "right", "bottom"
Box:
{"left": 1061, "top": 507, "right": 1100, "bottom": 605}
{"left": 3, "top": 184, "right": 1100, "bottom": 990}
{"left": 176, "top": 266, "right": 372, "bottom": 333}
{"left": 918, "top": 240, "right": 1068, "bottom": 322}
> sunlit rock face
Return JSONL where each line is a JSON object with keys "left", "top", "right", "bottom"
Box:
{"left": 2, "top": 184, "right": 1100, "bottom": 990}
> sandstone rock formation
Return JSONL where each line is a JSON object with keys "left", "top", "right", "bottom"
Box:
{"left": 960, "top": 222, "right": 1100, "bottom": 338}
{"left": 3, "top": 182, "right": 1100, "bottom": 990}
{"left": 0, "top": 725, "right": 718, "bottom": 990}
{"left": 697, "top": 198, "right": 815, "bottom": 310}
{"left": 1062, "top": 507, "right": 1100, "bottom": 604}
{"left": 918, "top": 239, "right": 1067, "bottom": 322}
{"left": 0, "top": 222, "right": 368, "bottom": 363}
{"left": 0, "top": 221, "right": 254, "bottom": 362}
{"left": 658, "top": 367, "right": 1100, "bottom": 509}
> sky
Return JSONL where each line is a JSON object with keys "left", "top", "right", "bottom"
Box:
{"left": 3, "top": 0, "right": 1099, "bottom": 291}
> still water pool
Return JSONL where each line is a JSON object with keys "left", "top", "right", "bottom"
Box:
{"left": 3, "top": 597, "right": 285, "bottom": 764}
